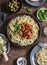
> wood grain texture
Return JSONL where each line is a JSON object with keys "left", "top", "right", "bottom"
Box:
{"left": 0, "top": 0, "right": 47, "bottom": 65}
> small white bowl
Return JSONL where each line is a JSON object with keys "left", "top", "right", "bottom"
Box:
{"left": 17, "top": 57, "right": 27, "bottom": 65}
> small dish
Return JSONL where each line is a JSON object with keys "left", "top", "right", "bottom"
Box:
{"left": 0, "top": 10, "right": 7, "bottom": 26}
{"left": 17, "top": 57, "right": 27, "bottom": 65}
{"left": 37, "top": 8, "right": 47, "bottom": 22}
{"left": 30, "top": 42, "right": 47, "bottom": 65}
{"left": 25, "top": 0, "right": 45, "bottom": 7}
{"left": 1, "top": 0, "right": 22, "bottom": 14}
{"left": 0, "top": 10, "right": 4, "bottom": 26}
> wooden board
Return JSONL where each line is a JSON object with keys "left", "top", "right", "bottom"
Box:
{"left": 0, "top": 0, "right": 47, "bottom": 65}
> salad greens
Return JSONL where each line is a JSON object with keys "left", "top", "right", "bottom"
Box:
{"left": 37, "top": 8, "right": 47, "bottom": 21}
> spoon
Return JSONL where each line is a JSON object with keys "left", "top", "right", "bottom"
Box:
{"left": 0, "top": 44, "right": 9, "bottom": 61}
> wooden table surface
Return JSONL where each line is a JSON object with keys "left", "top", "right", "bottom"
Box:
{"left": 0, "top": 0, "right": 47, "bottom": 65}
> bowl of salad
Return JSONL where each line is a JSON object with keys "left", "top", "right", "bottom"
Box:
{"left": 37, "top": 8, "right": 47, "bottom": 22}
{"left": 0, "top": 34, "right": 10, "bottom": 61}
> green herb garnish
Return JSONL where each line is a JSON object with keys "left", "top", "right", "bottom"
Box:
{"left": 26, "top": 8, "right": 32, "bottom": 13}
{"left": 21, "top": 37, "right": 24, "bottom": 40}
{"left": 22, "top": 4, "right": 33, "bottom": 13}
{"left": 13, "top": 21, "right": 21, "bottom": 35}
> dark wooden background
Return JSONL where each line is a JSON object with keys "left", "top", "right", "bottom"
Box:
{"left": 0, "top": 0, "right": 47, "bottom": 65}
